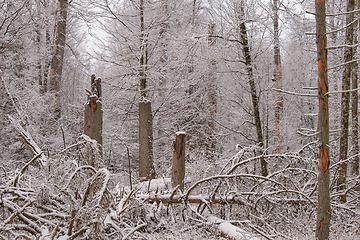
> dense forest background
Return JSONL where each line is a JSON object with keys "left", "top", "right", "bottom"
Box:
{"left": 0, "top": 0, "right": 359, "bottom": 239}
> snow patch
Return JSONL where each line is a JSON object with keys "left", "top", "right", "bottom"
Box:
{"left": 176, "top": 131, "right": 186, "bottom": 135}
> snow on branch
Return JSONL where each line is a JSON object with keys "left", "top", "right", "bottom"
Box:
{"left": 272, "top": 88, "right": 317, "bottom": 97}
{"left": 8, "top": 115, "right": 48, "bottom": 166}
{"left": 327, "top": 42, "right": 360, "bottom": 50}
{"left": 325, "top": 87, "right": 360, "bottom": 95}
{"left": 326, "top": 18, "right": 358, "bottom": 35}
{"left": 328, "top": 59, "right": 360, "bottom": 70}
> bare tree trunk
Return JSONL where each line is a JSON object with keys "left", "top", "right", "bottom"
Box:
{"left": 352, "top": 0, "right": 360, "bottom": 176}
{"left": 315, "top": 0, "right": 331, "bottom": 239}
{"left": 273, "top": 0, "right": 282, "bottom": 154}
{"left": 139, "top": 0, "right": 147, "bottom": 97}
{"left": 207, "top": 23, "right": 217, "bottom": 161}
{"left": 238, "top": 2, "right": 267, "bottom": 176}
{"left": 49, "top": 0, "right": 68, "bottom": 121}
{"left": 139, "top": 100, "right": 155, "bottom": 180}
{"left": 172, "top": 132, "right": 186, "bottom": 191}
{"left": 84, "top": 75, "right": 103, "bottom": 156}
{"left": 338, "top": 0, "right": 355, "bottom": 203}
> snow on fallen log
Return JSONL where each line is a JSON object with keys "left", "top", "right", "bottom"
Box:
{"left": 207, "top": 215, "right": 262, "bottom": 240}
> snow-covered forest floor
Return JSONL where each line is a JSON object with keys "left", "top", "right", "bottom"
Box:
{"left": 1, "top": 130, "right": 359, "bottom": 239}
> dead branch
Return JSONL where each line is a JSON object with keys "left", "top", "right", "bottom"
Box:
{"left": 122, "top": 222, "right": 147, "bottom": 240}
{"left": 13, "top": 152, "right": 43, "bottom": 187}
{"left": 8, "top": 115, "right": 47, "bottom": 166}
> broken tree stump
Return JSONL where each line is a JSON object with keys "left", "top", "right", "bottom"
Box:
{"left": 172, "top": 131, "right": 186, "bottom": 191}
{"left": 84, "top": 74, "right": 103, "bottom": 156}
{"left": 139, "top": 98, "right": 155, "bottom": 180}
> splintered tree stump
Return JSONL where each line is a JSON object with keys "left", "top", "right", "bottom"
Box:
{"left": 84, "top": 74, "right": 103, "bottom": 155}
{"left": 139, "top": 99, "right": 155, "bottom": 180}
{"left": 172, "top": 132, "right": 186, "bottom": 191}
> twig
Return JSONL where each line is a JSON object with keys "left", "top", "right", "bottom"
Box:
{"left": 8, "top": 115, "right": 47, "bottom": 166}
{"left": 0, "top": 201, "right": 33, "bottom": 229}
{"left": 13, "top": 152, "right": 43, "bottom": 187}
{"left": 122, "top": 222, "right": 147, "bottom": 240}
{"left": 127, "top": 146, "right": 132, "bottom": 190}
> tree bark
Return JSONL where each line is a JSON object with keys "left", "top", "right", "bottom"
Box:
{"left": 207, "top": 23, "right": 217, "bottom": 161}
{"left": 84, "top": 75, "right": 103, "bottom": 157}
{"left": 139, "top": 100, "right": 155, "bottom": 180}
{"left": 238, "top": 2, "right": 267, "bottom": 176}
{"left": 351, "top": 0, "right": 360, "bottom": 176}
{"left": 338, "top": 0, "right": 355, "bottom": 203}
{"left": 138, "top": 0, "right": 155, "bottom": 180}
{"left": 172, "top": 132, "right": 186, "bottom": 191}
{"left": 273, "top": 0, "right": 282, "bottom": 154}
{"left": 315, "top": 0, "right": 331, "bottom": 239}
{"left": 139, "top": 0, "right": 147, "bottom": 97}
{"left": 49, "top": 0, "right": 68, "bottom": 121}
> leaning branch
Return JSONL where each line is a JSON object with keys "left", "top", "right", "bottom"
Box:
{"left": 13, "top": 152, "right": 43, "bottom": 187}
{"left": 8, "top": 115, "right": 47, "bottom": 166}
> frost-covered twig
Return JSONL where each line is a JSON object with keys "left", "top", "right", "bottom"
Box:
{"left": 272, "top": 88, "right": 317, "bottom": 97}
{"left": 184, "top": 173, "right": 286, "bottom": 201}
{"left": 13, "top": 152, "right": 43, "bottom": 187}
{"left": 0, "top": 200, "right": 33, "bottom": 230}
{"left": 8, "top": 115, "right": 47, "bottom": 166}
{"left": 122, "top": 222, "right": 147, "bottom": 240}
{"left": 63, "top": 165, "right": 97, "bottom": 190}
{"left": 1, "top": 76, "right": 24, "bottom": 122}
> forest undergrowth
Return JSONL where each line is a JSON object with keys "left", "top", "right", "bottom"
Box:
{"left": 1, "top": 133, "right": 360, "bottom": 240}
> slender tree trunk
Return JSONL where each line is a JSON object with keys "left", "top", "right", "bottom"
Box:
{"left": 315, "top": 0, "right": 331, "bottom": 239}
{"left": 338, "top": 0, "right": 355, "bottom": 203}
{"left": 273, "top": 0, "right": 282, "bottom": 154}
{"left": 238, "top": 2, "right": 267, "bottom": 176}
{"left": 352, "top": 0, "right": 360, "bottom": 176}
{"left": 139, "top": 0, "right": 147, "bottom": 97}
{"left": 207, "top": 23, "right": 217, "bottom": 161}
{"left": 49, "top": 0, "right": 68, "bottom": 121}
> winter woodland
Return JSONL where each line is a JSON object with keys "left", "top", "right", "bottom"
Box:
{"left": 1, "top": 0, "right": 360, "bottom": 239}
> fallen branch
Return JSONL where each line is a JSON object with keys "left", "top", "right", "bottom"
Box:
{"left": 8, "top": 115, "right": 47, "bottom": 166}
{"left": 122, "top": 222, "right": 147, "bottom": 240}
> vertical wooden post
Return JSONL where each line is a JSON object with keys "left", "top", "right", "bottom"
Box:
{"left": 84, "top": 74, "right": 103, "bottom": 155}
{"left": 172, "top": 132, "right": 186, "bottom": 191}
{"left": 139, "top": 99, "right": 155, "bottom": 180}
